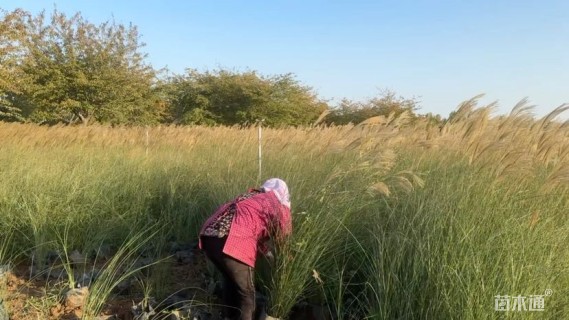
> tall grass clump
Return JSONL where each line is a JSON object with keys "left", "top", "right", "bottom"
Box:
{"left": 82, "top": 227, "right": 161, "bottom": 319}
{"left": 361, "top": 99, "right": 569, "bottom": 319}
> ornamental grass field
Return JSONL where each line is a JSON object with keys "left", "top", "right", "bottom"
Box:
{"left": 0, "top": 98, "right": 568, "bottom": 319}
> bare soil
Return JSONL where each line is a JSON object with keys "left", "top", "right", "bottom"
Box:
{"left": 1, "top": 247, "right": 221, "bottom": 320}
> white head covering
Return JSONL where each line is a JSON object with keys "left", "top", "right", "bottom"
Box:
{"left": 262, "top": 178, "right": 291, "bottom": 209}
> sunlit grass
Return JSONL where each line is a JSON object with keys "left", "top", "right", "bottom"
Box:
{"left": 0, "top": 98, "right": 567, "bottom": 319}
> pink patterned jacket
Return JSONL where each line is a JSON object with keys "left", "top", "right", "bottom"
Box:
{"left": 199, "top": 191, "right": 292, "bottom": 267}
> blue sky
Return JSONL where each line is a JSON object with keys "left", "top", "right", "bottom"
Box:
{"left": 2, "top": 1, "right": 568, "bottom": 118}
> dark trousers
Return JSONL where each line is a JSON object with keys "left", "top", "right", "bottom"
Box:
{"left": 200, "top": 236, "right": 256, "bottom": 320}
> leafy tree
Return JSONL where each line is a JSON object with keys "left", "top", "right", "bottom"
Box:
{"left": 326, "top": 90, "right": 420, "bottom": 125}
{"left": 0, "top": 9, "right": 27, "bottom": 122}
{"left": 0, "top": 8, "right": 161, "bottom": 125}
{"left": 163, "top": 69, "right": 328, "bottom": 126}
{"left": 418, "top": 112, "right": 445, "bottom": 128}
{"left": 246, "top": 73, "right": 329, "bottom": 126}
{"left": 0, "top": 98, "right": 24, "bottom": 122}
{"left": 325, "top": 99, "right": 375, "bottom": 125}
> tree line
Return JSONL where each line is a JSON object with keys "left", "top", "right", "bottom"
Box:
{"left": 0, "top": 8, "right": 441, "bottom": 127}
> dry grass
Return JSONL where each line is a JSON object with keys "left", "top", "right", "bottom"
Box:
{"left": 0, "top": 97, "right": 568, "bottom": 319}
